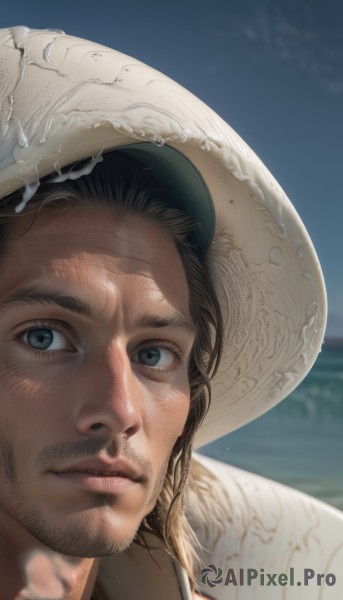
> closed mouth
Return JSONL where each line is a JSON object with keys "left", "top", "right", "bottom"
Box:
{"left": 54, "top": 469, "right": 132, "bottom": 478}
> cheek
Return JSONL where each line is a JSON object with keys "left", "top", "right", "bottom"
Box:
{"left": 0, "top": 345, "right": 78, "bottom": 414}
{"left": 0, "top": 347, "right": 77, "bottom": 392}
{"left": 0, "top": 363, "right": 57, "bottom": 431}
{"left": 142, "top": 388, "right": 190, "bottom": 515}
{"left": 144, "top": 384, "right": 190, "bottom": 453}
{"left": 0, "top": 436, "right": 17, "bottom": 485}
{"left": 0, "top": 363, "right": 44, "bottom": 403}
{"left": 0, "top": 362, "right": 65, "bottom": 467}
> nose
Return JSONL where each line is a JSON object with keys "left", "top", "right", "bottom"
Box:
{"left": 74, "top": 344, "right": 143, "bottom": 438}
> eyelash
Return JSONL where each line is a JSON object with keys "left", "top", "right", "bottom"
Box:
{"left": 16, "top": 319, "right": 75, "bottom": 358}
{"left": 15, "top": 319, "right": 184, "bottom": 370}
{"left": 136, "top": 341, "right": 184, "bottom": 374}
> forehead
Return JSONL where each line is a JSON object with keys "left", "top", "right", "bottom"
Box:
{"left": 0, "top": 206, "right": 191, "bottom": 316}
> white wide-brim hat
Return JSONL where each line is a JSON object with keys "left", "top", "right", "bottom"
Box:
{"left": 0, "top": 27, "right": 327, "bottom": 448}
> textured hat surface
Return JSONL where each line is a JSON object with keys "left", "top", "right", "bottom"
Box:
{"left": 0, "top": 27, "right": 327, "bottom": 447}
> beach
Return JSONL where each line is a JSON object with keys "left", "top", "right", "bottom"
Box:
{"left": 200, "top": 342, "right": 343, "bottom": 511}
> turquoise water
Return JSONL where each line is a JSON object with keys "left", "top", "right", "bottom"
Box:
{"left": 199, "top": 344, "right": 343, "bottom": 511}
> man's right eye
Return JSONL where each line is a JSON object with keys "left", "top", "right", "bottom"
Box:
{"left": 18, "top": 319, "right": 75, "bottom": 354}
{"left": 23, "top": 328, "right": 68, "bottom": 351}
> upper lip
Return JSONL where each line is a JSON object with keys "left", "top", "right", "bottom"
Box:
{"left": 51, "top": 458, "right": 144, "bottom": 482}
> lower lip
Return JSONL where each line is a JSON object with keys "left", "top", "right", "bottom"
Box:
{"left": 51, "top": 472, "right": 139, "bottom": 493}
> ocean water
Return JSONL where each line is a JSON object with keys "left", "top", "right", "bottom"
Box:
{"left": 199, "top": 343, "right": 343, "bottom": 511}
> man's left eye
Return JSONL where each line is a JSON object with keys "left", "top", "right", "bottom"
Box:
{"left": 23, "top": 328, "right": 69, "bottom": 351}
{"left": 136, "top": 347, "right": 175, "bottom": 369}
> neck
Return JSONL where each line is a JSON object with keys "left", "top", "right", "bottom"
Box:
{"left": 0, "top": 512, "right": 100, "bottom": 600}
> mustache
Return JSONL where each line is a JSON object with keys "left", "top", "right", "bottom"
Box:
{"left": 34, "top": 437, "right": 153, "bottom": 475}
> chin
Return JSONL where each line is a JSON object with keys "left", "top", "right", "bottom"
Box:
{"left": 21, "top": 502, "right": 141, "bottom": 558}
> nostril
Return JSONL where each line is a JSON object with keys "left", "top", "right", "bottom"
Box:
{"left": 124, "top": 425, "right": 137, "bottom": 437}
{"left": 91, "top": 423, "right": 103, "bottom": 431}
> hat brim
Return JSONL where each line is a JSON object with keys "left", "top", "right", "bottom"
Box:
{"left": 0, "top": 27, "right": 327, "bottom": 447}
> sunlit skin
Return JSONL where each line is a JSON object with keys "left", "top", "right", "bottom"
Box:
{"left": 0, "top": 206, "right": 196, "bottom": 599}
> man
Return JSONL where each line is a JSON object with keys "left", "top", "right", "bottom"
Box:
{"left": 0, "top": 27, "right": 326, "bottom": 599}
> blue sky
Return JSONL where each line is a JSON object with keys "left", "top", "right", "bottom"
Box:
{"left": 3, "top": 0, "right": 343, "bottom": 335}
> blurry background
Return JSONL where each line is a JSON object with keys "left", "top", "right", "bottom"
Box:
{"left": 3, "top": 0, "right": 343, "bottom": 509}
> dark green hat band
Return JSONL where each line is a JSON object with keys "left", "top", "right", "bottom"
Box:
{"left": 119, "top": 143, "right": 215, "bottom": 255}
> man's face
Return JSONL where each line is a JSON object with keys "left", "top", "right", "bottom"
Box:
{"left": 0, "top": 206, "right": 194, "bottom": 558}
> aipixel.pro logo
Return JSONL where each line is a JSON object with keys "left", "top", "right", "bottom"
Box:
{"left": 201, "top": 564, "right": 223, "bottom": 588}
{"left": 200, "top": 565, "right": 337, "bottom": 588}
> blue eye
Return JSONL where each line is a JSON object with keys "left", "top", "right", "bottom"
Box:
{"left": 137, "top": 347, "right": 175, "bottom": 368}
{"left": 27, "top": 328, "right": 53, "bottom": 350}
{"left": 24, "top": 328, "right": 68, "bottom": 351}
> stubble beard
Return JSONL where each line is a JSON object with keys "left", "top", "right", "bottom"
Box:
{"left": 0, "top": 435, "right": 171, "bottom": 559}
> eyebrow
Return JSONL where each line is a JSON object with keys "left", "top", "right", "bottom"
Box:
{"left": 0, "top": 287, "right": 93, "bottom": 317}
{"left": 0, "top": 286, "right": 196, "bottom": 335}
{"left": 138, "top": 312, "right": 196, "bottom": 336}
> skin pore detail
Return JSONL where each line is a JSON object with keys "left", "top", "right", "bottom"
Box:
{"left": 0, "top": 207, "right": 195, "bottom": 599}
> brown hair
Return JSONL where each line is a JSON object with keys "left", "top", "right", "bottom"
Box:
{"left": 0, "top": 152, "right": 223, "bottom": 586}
